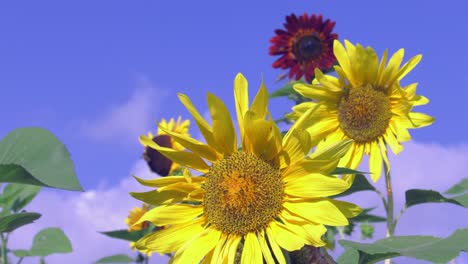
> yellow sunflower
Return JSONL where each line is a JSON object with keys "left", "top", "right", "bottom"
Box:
{"left": 289, "top": 40, "right": 434, "bottom": 182}
{"left": 125, "top": 204, "right": 150, "bottom": 232}
{"left": 130, "top": 73, "right": 362, "bottom": 263}
{"left": 143, "top": 117, "right": 190, "bottom": 176}
{"left": 125, "top": 204, "right": 153, "bottom": 257}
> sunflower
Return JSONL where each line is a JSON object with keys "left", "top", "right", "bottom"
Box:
{"left": 125, "top": 204, "right": 150, "bottom": 232}
{"left": 142, "top": 117, "right": 190, "bottom": 176}
{"left": 130, "top": 73, "right": 362, "bottom": 263}
{"left": 289, "top": 40, "right": 434, "bottom": 182}
{"left": 125, "top": 204, "right": 153, "bottom": 257}
{"left": 269, "top": 13, "right": 337, "bottom": 82}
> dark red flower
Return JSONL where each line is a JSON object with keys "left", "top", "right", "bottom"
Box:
{"left": 269, "top": 13, "right": 338, "bottom": 82}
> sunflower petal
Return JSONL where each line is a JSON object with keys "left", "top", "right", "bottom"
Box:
{"left": 408, "top": 112, "right": 435, "bottom": 128}
{"left": 178, "top": 93, "right": 220, "bottom": 152}
{"left": 136, "top": 217, "right": 205, "bottom": 253}
{"left": 284, "top": 198, "right": 349, "bottom": 226}
{"left": 285, "top": 173, "right": 350, "bottom": 198}
{"left": 132, "top": 175, "right": 205, "bottom": 188}
{"left": 134, "top": 204, "right": 203, "bottom": 226}
{"left": 250, "top": 77, "right": 269, "bottom": 118}
{"left": 241, "top": 232, "right": 263, "bottom": 264}
{"left": 369, "top": 141, "right": 383, "bottom": 182}
{"left": 266, "top": 227, "right": 286, "bottom": 264}
{"left": 309, "top": 139, "right": 353, "bottom": 161}
{"left": 140, "top": 135, "right": 210, "bottom": 172}
{"left": 158, "top": 126, "right": 219, "bottom": 162}
{"left": 334, "top": 40, "right": 356, "bottom": 86}
{"left": 173, "top": 228, "right": 221, "bottom": 264}
{"left": 329, "top": 199, "right": 363, "bottom": 218}
{"left": 207, "top": 93, "right": 237, "bottom": 156}
{"left": 210, "top": 233, "right": 228, "bottom": 264}
{"left": 234, "top": 73, "right": 249, "bottom": 139}
{"left": 282, "top": 129, "right": 312, "bottom": 166}
{"left": 258, "top": 231, "right": 276, "bottom": 264}
{"left": 294, "top": 82, "right": 342, "bottom": 103}
{"left": 268, "top": 221, "right": 305, "bottom": 252}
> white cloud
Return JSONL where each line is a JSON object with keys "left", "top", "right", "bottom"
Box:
{"left": 81, "top": 76, "right": 165, "bottom": 143}
{"left": 8, "top": 159, "right": 169, "bottom": 264}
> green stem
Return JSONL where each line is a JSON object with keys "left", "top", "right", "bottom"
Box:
{"left": 383, "top": 161, "right": 394, "bottom": 264}
{"left": 1, "top": 233, "right": 8, "bottom": 264}
{"left": 384, "top": 161, "right": 395, "bottom": 237}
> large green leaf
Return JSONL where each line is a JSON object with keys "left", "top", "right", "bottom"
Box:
{"left": 13, "top": 228, "right": 73, "bottom": 257}
{"left": 0, "top": 183, "right": 41, "bottom": 216}
{"left": 95, "top": 254, "right": 134, "bottom": 263}
{"left": 405, "top": 189, "right": 466, "bottom": 208}
{"left": 269, "top": 81, "right": 299, "bottom": 98}
{"left": 0, "top": 127, "right": 83, "bottom": 191}
{"left": 333, "top": 174, "right": 375, "bottom": 197}
{"left": 339, "top": 228, "right": 468, "bottom": 264}
{"left": 100, "top": 229, "right": 148, "bottom": 242}
{"left": 0, "top": 212, "right": 41, "bottom": 233}
{"left": 445, "top": 178, "right": 468, "bottom": 195}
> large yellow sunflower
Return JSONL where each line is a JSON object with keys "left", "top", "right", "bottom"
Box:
{"left": 130, "top": 73, "right": 362, "bottom": 263}
{"left": 289, "top": 40, "right": 434, "bottom": 182}
{"left": 142, "top": 117, "right": 190, "bottom": 176}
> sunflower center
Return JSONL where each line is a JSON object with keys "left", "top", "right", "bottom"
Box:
{"left": 203, "top": 152, "right": 284, "bottom": 235}
{"left": 337, "top": 85, "right": 392, "bottom": 143}
{"left": 144, "top": 135, "right": 173, "bottom": 176}
{"left": 293, "top": 35, "right": 322, "bottom": 61}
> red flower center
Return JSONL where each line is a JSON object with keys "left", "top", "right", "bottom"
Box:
{"left": 293, "top": 35, "right": 322, "bottom": 62}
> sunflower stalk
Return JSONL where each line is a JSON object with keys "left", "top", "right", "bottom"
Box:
{"left": 383, "top": 160, "right": 395, "bottom": 264}
{"left": 0, "top": 233, "right": 8, "bottom": 264}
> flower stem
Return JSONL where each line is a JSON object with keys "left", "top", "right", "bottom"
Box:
{"left": 384, "top": 161, "right": 394, "bottom": 264}
{"left": 1, "top": 233, "right": 8, "bottom": 264}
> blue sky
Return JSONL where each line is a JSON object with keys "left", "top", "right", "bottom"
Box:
{"left": 1, "top": 0, "right": 467, "bottom": 263}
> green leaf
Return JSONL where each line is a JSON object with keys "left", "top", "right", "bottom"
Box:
{"left": 445, "top": 178, "right": 468, "bottom": 195}
{"left": 452, "top": 193, "right": 468, "bottom": 207}
{"left": 405, "top": 189, "right": 466, "bottom": 208}
{"left": 100, "top": 229, "right": 148, "bottom": 242}
{"left": 333, "top": 174, "right": 375, "bottom": 197}
{"left": 0, "top": 212, "right": 41, "bottom": 232}
{"left": 269, "top": 81, "right": 298, "bottom": 98}
{"left": 95, "top": 254, "right": 134, "bottom": 263}
{"left": 331, "top": 167, "right": 367, "bottom": 175}
{"left": 0, "top": 127, "right": 83, "bottom": 191}
{"left": 352, "top": 208, "right": 386, "bottom": 223}
{"left": 339, "top": 228, "right": 468, "bottom": 263}
{"left": 13, "top": 228, "right": 73, "bottom": 257}
{"left": 337, "top": 248, "right": 360, "bottom": 264}
{"left": 0, "top": 183, "right": 41, "bottom": 216}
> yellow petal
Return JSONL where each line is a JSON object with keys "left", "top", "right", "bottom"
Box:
{"left": 376, "top": 49, "right": 389, "bottom": 85}
{"left": 210, "top": 233, "right": 228, "bottom": 264}
{"left": 130, "top": 189, "right": 188, "bottom": 205}
{"left": 158, "top": 182, "right": 201, "bottom": 193}
{"left": 282, "top": 129, "right": 312, "bottom": 166}
{"left": 369, "top": 142, "right": 383, "bottom": 182}
{"left": 268, "top": 221, "right": 305, "bottom": 252}
{"left": 408, "top": 112, "right": 435, "bottom": 128}
{"left": 178, "top": 93, "right": 219, "bottom": 151}
{"left": 294, "top": 82, "right": 342, "bottom": 103}
{"left": 140, "top": 135, "right": 210, "bottom": 172}
{"left": 383, "top": 128, "right": 403, "bottom": 155}
{"left": 220, "top": 235, "right": 242, "bottom": 264}
{"left": 250, "top": 77, "right": 269, "bottom": 119}
{"left": 282, "top": 158, "right": 339, "bottom": 179}
{"left": 234, "top": 73, "right": 249, "bottom": 142}
{"left": 285, "top": 173, "right": 350, "bottom": 198}
{"left": 241, "top": 232, "right": 263, "bottom": 264}
{"left": 136, "top": 217, "right": 205, "bottom": 253}
{"left": 334, "top": 40, "right": 356, "bottom": 86}
{"left": 258, "top": 231, "right": 276, "bottom": 264}
{"left": 381, "top": 49, "right": 404, "bottom": 88}
{"left": 283, "top": 103, "right": 321, "bottom": 144}
{"left": 314, "top": 68, "right": 342, "bottom": 91}
{"left": 281, "top": 219, "right": 327, "bottom": 247}
{"left": 133, "top": 175, "right": 205, "bottom": 188}
{"left": 395, "top": 54, "right": 422, "bottom": 81}
{"left": 134, "top": 205, "right": 203, "bottom": 226}
{"left": 390, "top": 120, "right": 411, "bottom": 142}
{"left": 309, "top": 139, "right": 353, "bottom": 161}
{"left": 266, "top": 227, "right": 286, "bottom": 264}
{"left": 207, "top": 93, "right": 237, "bottom": 156}
{"left": 243, "top": 111, "right": 273, "bottom": 158}
{"left": 158, "top": 126, "right": 219, "bottom": 162}
{"left": 173, "top": 228, "right": 221, "bottom": 264}
{"left": 284, "top": 199, "right": 349, "bottom": 226}
{"left": 329, "top": 199, "right": 363, "bottom": 218}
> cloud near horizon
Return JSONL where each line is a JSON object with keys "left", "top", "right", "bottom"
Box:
{"left": 80, "top": 76, "right": 165, "bottom": 144}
